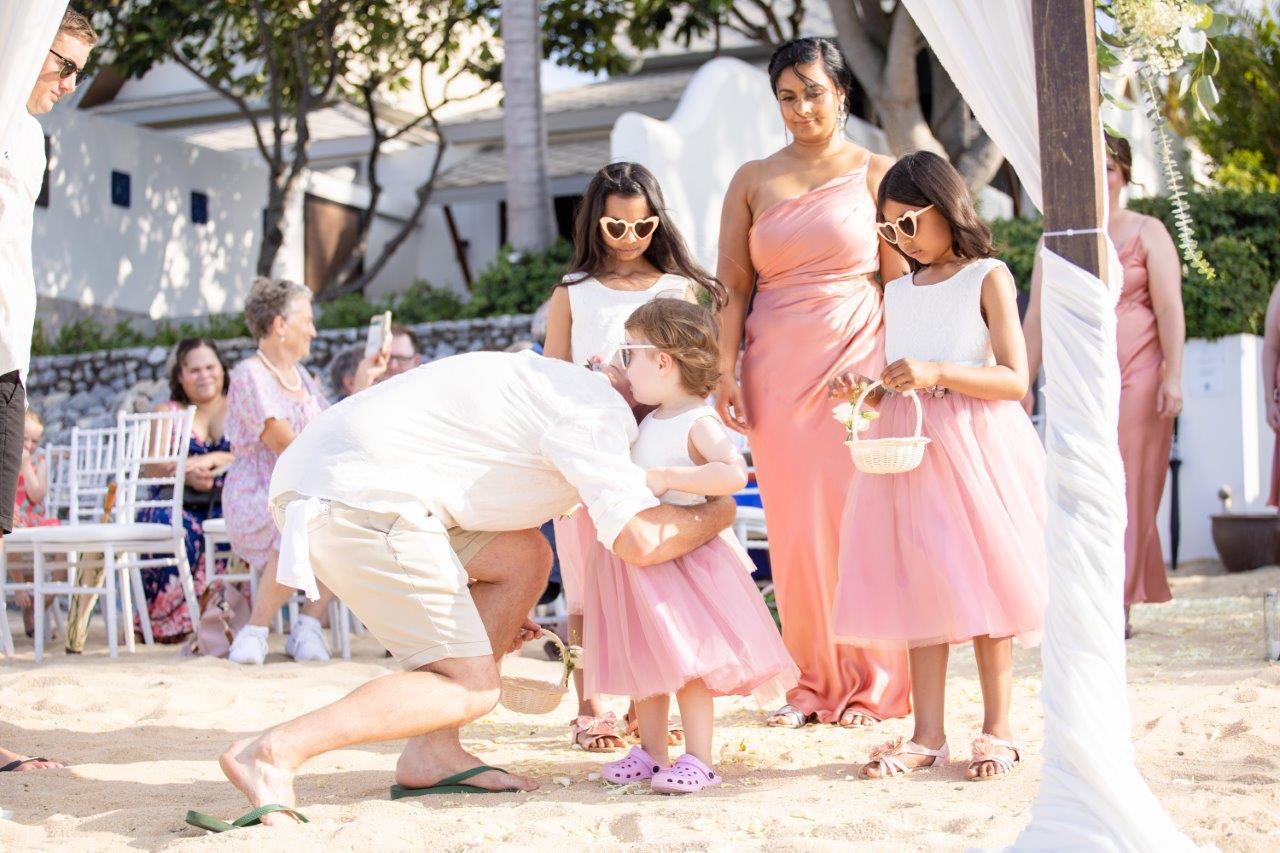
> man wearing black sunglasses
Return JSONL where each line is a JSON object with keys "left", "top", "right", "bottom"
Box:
{"left": 0, "top": 8, "right": 97, "bottom": 662}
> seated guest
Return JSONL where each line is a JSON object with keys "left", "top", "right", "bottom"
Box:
{"left": 327, "top": 345, "right": 365, "bottom": 402}
{"left": 224, "top": 278, "right": 384, "bottom": 664}
{"left": 376, "top": 324, "right": 422, "bottom": 383}
{"left": 9, "top": 409, "right": 59, "bottom": 637}
{"left": 136, "top": 338, "right": 234, "bottom": 642}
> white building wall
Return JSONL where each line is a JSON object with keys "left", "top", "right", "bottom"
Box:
{"left": 33, "top": 109, "right": 268, "bottom": 319}
{"left": 1156, "top": 335, "right": 1275, "bottom": 564}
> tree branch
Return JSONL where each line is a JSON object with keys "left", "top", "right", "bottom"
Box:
{"left": 167, "top": 49, "right": 274, "bottom": 168}
{"left": 954, "top": 130, "right": 1007, "bottom": 194}
{"left": 827, "top": 0, "right": 887, "bottom": 99}
{"left": 248, "top": 0, "right": 285, "bottom": 165}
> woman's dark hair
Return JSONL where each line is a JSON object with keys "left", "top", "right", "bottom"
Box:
{"left": 169, "top": 338, "right": 231, "bottom": 404}
{"left": 564, "top": 162, "right": 726, "bottom": 310}
{"left": 767, "top": 37, "right": 855, "bottom": 117}
{"left": 1105, "top": 132, "right": 1133, "bottom": 183}
{"left": 877, "top": 151, "right": 995, "bottom": 269}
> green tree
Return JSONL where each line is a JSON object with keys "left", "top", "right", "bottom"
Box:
{"left": 82, "top": 0, "right": 499, "bottom": 297}
{"left": 1185, "top": 8, "right": 1280, "bottom": 188}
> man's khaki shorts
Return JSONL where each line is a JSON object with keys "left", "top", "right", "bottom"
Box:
{"left": 298, "top": 499, "right": 499, "bottom": 670}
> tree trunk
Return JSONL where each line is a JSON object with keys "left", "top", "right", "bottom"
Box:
{"left": 501, "top": 0, "right": 556, "bottom": 252}
{"left": 829, "top": 0, "right": 1007, "bottom": 195}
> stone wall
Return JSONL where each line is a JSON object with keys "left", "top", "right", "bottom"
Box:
{"left": 27, "top": 315, "right": 534, "bottom": 447}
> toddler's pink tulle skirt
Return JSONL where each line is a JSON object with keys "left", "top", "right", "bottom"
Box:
{"left": 584, "top": 532, "right": 798, "bottom": 706}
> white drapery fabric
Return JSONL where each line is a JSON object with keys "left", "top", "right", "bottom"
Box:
{"left": 0, "top": 3, "right": 67, "bottom": 143}
{"left": 901, "top": 1, "right": 1194, "bottom": 849}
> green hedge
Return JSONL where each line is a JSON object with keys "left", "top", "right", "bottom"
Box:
{"left": 462, "top": 241, "right": 573, "bottom": 318}
{"left": 32, "top": 279, "right": 466, "bottom": 356}
{"left": 991, "top": 188, "right": 1280, "bottom": 340}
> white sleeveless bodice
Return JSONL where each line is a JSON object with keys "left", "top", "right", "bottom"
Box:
{"left": 632, "top": 405, "right": 720, "bottom": 506}
{"left": 883, "top": 258, "right": 1008, "bottom": 368}
{"left": 566, "top": 274, "right": 688, "bottom": 364}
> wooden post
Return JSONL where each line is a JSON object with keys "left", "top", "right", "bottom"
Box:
{"left": 1032, "top": 0, "right": 1108, "bottom": 278}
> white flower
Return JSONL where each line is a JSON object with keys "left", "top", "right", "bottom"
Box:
{"left": 832, "top": 402, "right": 856, "bottom": 429}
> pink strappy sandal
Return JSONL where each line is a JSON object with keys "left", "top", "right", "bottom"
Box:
{"left": 601, "top": 746, "right": 663, "bottom": 784}
{"left": 651, "top": 754, "right": 722, "bottom": 794}
{"left": 966, "top": 733, "right": 1021, "bottom": 781}
{"left": 860, "top": 736, "right": 950, "bottom": 778}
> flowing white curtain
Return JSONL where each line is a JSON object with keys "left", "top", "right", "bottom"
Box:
{"left": 0, "top": 2, "right": 67, "bottom": 143}
{"left": 900, "top": 1, "right": 1195, "bottom": 849}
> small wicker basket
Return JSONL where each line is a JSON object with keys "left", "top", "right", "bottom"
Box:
{"left": 844, "top": 380, "right": 930, "bottom": 474}
{"left": 499, "top": 631, "right": 574, "bottom": 715}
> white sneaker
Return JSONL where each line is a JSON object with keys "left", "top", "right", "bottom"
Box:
{"left": 228, "top": 627, "right": 268, "bottom": 665}
{"left": 285, "top": 616, "right": 331, "bottom": 662}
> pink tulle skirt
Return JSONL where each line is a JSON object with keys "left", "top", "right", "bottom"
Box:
{"left": 553, "top": 509, "right": 604, "bottom": 615}
{"left": 583, "top": 532, "right": 798, "bottom": 706}
{"left": 833, "top": 391, "right": 1048, "bottom": 649}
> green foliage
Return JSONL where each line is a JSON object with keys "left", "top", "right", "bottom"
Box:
{"left": 463, "top": 241, "right": 574, "bottom": 318}
{"left": 1130, "top": 189, "right": 1280, "bottom": 339}
{"left": 31, "top": 278, "right": 465, "bottom": 356}
{"left": 1212, "top": 150, "right": 1280, "bottom": 193}
{"left": 991, "top": 216, "right": 1045, "bottom": 293}
{"left": 313, "top": 280, "right": 464, "bottom": 330}
{"left": 991, "top": 189, "right": 1280, "bottom": 340}
{"left": 1184, "top": 9, "right": 1280, "bottom": 185}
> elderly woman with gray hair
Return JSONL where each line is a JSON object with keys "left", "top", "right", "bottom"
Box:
{"left": 224, "top": 277, "right": 385, "bottom": 664}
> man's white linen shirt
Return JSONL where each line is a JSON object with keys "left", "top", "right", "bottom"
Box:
{"left": 270, "top": 350, "right": 660, "bottom": 549}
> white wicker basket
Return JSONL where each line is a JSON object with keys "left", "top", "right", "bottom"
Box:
{"left": 844, "top": 380, "right": 930, "bottom": 474}
{"left": 500, "top": 631, "right": 573, "bottom": 715}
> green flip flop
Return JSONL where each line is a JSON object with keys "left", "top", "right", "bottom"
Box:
{"left": 185, "top": 803, "right": 310, "bottom": 833}
{"left": 389, "top": 765, "right": 521, "bottom": 800}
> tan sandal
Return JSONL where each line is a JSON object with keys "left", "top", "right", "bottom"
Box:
{"left": 966, "top": 734, "right": 1021, "bottom": 781}
{"left": 860, "top": 737, "right": 949, "bottom": 779}
{"left": 570, "top": 713, "right": 626, "bottom": 752}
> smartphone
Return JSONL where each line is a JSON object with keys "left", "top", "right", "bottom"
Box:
{"left": 364, "top": 310, "right": 392, "bottom": 358}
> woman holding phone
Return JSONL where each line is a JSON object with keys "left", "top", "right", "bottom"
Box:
{"left": 136, "top": 338, "right": 236, "bottom": 642}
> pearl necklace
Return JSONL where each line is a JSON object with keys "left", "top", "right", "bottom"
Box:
{"left": 256, "top": 348, "right": 303, "bottom": 392}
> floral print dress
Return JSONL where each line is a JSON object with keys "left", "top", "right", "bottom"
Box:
{"left": 223, "top": 356, "right": 328, "bottom": 576}
{"left": 135, "top": 426, "right": 231, "bottom": 641}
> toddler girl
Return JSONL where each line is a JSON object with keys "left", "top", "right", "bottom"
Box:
{"left": 831, "top": 151, "right": 1048, "bottom": 781}
{"left": 587, "top": 298, "right": 797, "bottom": 793}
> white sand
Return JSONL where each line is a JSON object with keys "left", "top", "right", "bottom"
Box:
{"left": 2, "top": 562, "right": 1278, "bottom": 851}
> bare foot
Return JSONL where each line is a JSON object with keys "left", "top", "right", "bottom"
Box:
{"left": 395, "top": 745, "right": 538, "bottom": 793}
{"left": 218, "top": 736, "right": 302, "bottom": 825}
{"left": 838, "top": 708, "right": 877, "bottom": 728}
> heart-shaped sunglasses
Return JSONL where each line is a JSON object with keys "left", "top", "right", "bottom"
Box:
{"left": 599, "top": 216, "right": 660, "bottom": 242}
{"left": 876, "top": 204, "right": 935, "bottom": 245}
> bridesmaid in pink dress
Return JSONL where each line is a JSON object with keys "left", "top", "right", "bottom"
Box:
{"left": 714, "top": 38, "right": 911, "bottom": 727}
{"left": 1024, "top": 134, "right": 1185, "bottom": 636}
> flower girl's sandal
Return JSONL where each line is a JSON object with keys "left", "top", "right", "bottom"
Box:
{"left": 966, "top": 734, "right": 1021, "bottom": 781}
{"left": 601, "top": 746, "right": 663, "bottom": 784}
{"left": 570, "top": 713, "right": 625, "bottom": 752}
{"left": 859, "top": 737, "right": 949, "bottom": 779}
{"left": 651, "top": 754, "right": 722, "bottom": 794}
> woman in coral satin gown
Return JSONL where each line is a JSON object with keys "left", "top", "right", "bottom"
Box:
{"left": 1024, "top": 134, "right": 1185, "bottom": 637}
{"left": 714, "top": 37, "right": 911, "bottom": 727}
